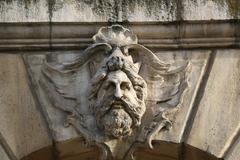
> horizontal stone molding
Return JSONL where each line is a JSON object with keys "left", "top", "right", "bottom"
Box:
{"left": 0, "top": 20, "right": 239, "bottom": 51}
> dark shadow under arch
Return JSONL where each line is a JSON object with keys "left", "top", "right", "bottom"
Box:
{"left": 21, "top": 138, "right": 222, "bottom": 160}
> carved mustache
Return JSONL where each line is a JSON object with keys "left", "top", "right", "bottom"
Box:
{"left": 94, "top": 96, "right": 143, "bottom": 127}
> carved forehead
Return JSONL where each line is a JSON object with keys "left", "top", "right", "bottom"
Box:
{"left": 106, "top": 70, "right": 131, "bottom": 83}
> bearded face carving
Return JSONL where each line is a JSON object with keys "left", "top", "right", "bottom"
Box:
{"left": 39, "top": 24, "right": 188, "bottom": 159}
{"left": 89, "top": 52, "right": 147, "bottom": 138}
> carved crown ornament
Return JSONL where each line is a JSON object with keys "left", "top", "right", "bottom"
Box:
{"left": 28, "top": 25, "right": 189, "bottom": 159}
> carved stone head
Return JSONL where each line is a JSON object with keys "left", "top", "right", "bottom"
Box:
{"left": 88, "top": 48, "right": 147, "bottom": 138}
{"left": 39, "top": 24, "right": 188, "bottom": 159}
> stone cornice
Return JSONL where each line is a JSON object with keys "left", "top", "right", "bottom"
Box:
{"left": 0, "top": 20, "right": 239, "bottom": 51}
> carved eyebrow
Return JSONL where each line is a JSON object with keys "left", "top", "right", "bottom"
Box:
{"left": 107, "top": 78, "right": 118, "bottom": 84}
{"left": 103, "top": 80, "right": 115, "bottom": 89}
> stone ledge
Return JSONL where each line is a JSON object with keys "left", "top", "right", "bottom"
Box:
{"left": 0, "top": 20, "right": 239, "bottom": 51}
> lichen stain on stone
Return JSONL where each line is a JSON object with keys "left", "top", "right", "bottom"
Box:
{"left": 80, "top": 0, "right": 118, "bottom": 22}
{"left": 16, "top": 0, "right": 178, "bottom": 22}
{"left": 142, "top": 0, "right": 177, "bottom": 20}
{"left": 225, "top": 0, "right": 240, "bottom": 17}
{"left": 49, "top": 0, "right": 177, "bottom": 22}
{"left": 67, "top": 0, "right": 177, "bottom": 22}
{"left": 3, "top": 0, "right": 39, "bottom": 10}
{"left": 50, "top": 0, "right": 64, "bottom": 12}
{"left": 121, "top": 0, "right": 177, "bottom": 21}
{"left": 191, "top": 0, "right": 240, "bottom": 18}
{"left": 211, "top": 0, "right": 240, "bottom": 17}
{"left": 0, "top": 0, "right": 40, "bottom": 17}
{"left": 87, "top": 0, "right": 118, "bottom": 22}
{"left": 50, "top": 0, "right": 118, "bottom": 22}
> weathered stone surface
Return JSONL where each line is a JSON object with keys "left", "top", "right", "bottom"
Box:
{"left": 186, "top": 50, "right": 240, "bottom": 158}
{"left": 182, "top": 0, "right": 240, "bottom": 20}
{"left": 0, "top": 0, "right": 239, "bottom": 157}
{"left": 24, "top": 53, "right": 81, "bottom": 142}
{"left": 50, "top": 0, "right": 177, "bottom": 22}
{"left": 154, "top": 50, "right": 211, "bottom": 143}
{"left": 0, "top": 145, "right": 9, "bottom": 160}
{"left": 0, "top": 0, "right": 177, "bottom": 22}
{"left": 0, "top": 0, "right": 239, "bottom": 24}
{"left": 0, "top": 0, "right": 239, "bottom": 22}
{"left": 0, "top": 0, "right": 49, "bottom": 22}
{"left": 24, "top": 25, "right": 190, "bottom": 159}
{"left": 226, "top": 137, "right": 240, "bottom": 160}
{"left": 0, "top": 54, "right": 52, "bottom": 159}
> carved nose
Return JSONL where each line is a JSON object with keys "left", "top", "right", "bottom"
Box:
{"left": 114, "top": 84, "right": 123, "bottom": 98}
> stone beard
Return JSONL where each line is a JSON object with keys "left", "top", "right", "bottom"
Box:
{"left": 88, "top": 56, "right": 147, "bottom": 138}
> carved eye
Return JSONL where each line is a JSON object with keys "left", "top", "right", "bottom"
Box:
{"left": 103, "top": 81, "right": 115, "bottom": 90}
{"left": 120, "top": 82, "right": 130, "bottom": 90}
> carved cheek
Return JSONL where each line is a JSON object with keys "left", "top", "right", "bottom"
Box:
{"left": 97, "top": 83, "right": 109, "bottom": 100}
{"left": 97, "top": 88, "right": 105, "bottom": 101}
{"left": 101, "top": 83, "right": 115, "bottom": 99}
{"left": 123, "top": 88, "right": 137, "bottom": 100}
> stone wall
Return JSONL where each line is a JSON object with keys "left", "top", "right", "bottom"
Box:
{"left": 0, "top": 1, "right": 239, "bottom": 160}
{"left": 0, "top": 54, "right": 52, "bottom": 160}
{"left": 0, "top": 0, "right": 239, "bottom": 22}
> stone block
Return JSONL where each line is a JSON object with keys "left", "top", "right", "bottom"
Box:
{"left": 0, "top": 54, "right": 52, "bottom": 159}
{"left": 186, "top": 50, "right": 240, "bottom": 158}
